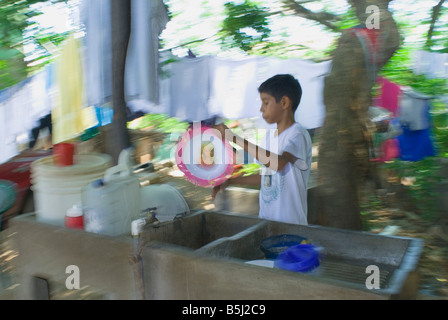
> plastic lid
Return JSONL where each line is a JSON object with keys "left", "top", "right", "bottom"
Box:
{"left": 66, "top": 205, "right": 83, "bottom": 217}
{"left": 274, "top": 244, "right": 320, "bottom": 273}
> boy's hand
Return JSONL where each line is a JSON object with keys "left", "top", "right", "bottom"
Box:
{"left": 211, "top": 170, "right": 244, "bottom": 200}
{"left": 213, "top": 123, "right": 232, "bottom": 141}
{"left": 211, "top": 179, "right": 230, "bottom": 200}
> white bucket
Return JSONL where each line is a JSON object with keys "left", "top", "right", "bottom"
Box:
{"left": 31, "top": 153, "right": 112, "bottom": 226}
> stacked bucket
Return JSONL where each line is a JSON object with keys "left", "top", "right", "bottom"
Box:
{"left": 30, "top": 143, "right": 112, "bottom": 227}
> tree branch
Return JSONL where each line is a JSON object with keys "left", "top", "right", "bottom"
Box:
{"left": 280, "top": 0, "right": 342, "bottom": 32}
{"left": 426, "top": 0, "right": 446, "bottom": 49}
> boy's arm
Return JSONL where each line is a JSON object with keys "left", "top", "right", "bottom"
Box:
{"left": 211, "top": 173, "right": 261, "bottom": 200}
{"left": 214, "top": 124, "right": 301, "bottom": 172}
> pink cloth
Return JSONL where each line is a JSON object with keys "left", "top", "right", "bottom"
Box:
{"left": 375, "top": 77, "right": 402, "bottom": 116}
{"left": 371, "top": 138, "right": 401, "bottom": 162}
{"left": 380, "top": 138, "right": 401, "bottom": 162}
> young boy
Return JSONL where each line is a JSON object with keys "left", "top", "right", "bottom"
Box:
{"left": 212, "top": 74, "right": 312, "bottom": 225}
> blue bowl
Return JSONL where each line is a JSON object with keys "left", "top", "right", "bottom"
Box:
{"left": 274, "top": 244, "right": 320, "bottom": 273}
{"left": 260, "top": 234, "right": 307, "bottom": 260}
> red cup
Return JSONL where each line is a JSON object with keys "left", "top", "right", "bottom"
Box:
{"left": 54, "top": 143, "right": 75, "bottom": 167}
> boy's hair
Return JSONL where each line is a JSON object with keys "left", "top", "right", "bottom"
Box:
{"left": 258, "top": 74, "right": 302, "bottom": 113}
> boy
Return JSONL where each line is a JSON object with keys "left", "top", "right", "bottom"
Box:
{"left": 212, "top": 74, "right": 312, "bottom": 225}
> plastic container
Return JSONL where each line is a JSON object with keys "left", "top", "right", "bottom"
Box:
{"left": 245, "top": 260, "right": 275, "bottom": 268}
{"left": 0, "top": 180, "right": 17, "bottom": 214}
{"left": 65, "top": 205, "right": 84, "bottom": 230}
{"left": 0, "top": 180, "right": 17, "bottom": 230}
{"left": 260, "top": 234, "right": 308, "bottom": 259}
{"left": 31, "top": 153, "right": 112, "bottom": 226}
{"left": 82, "top": 151, "right": 141, "bottom": 237}
{"left": 274, "top": 244, "right": 320, "bottom": 273}
{"left": 53, "top": 143, "right": 75, "bottom": 167}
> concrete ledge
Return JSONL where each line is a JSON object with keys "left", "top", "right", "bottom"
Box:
{"left": 213, "top": 185, "right": 320, "bottom": 224}
{"left": 9, "top": 213, "right": 136, "bottom": 300}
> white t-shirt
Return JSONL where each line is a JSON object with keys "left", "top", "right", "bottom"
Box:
{"left": 258, "top": 123, "right": 312, "bottom": 225}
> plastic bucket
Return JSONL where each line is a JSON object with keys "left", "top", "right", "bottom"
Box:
{"left": 31, "top": 153, "right": 112, "bottom": 226}
{"left": 53, "top": 143, "right": 75, "bottom": 167}
{"left": 31, "top": 171, "right": 106, "bottom": 189}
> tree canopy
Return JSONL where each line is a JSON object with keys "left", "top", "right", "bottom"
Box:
{"left": 0, "top": 0, "right": 75, "bottom": 90}
{"left": 3, "top": 0, "right": 448, "bottom": 90}
{"left": 161, "top": 0, "right": 448, "bottom": 59}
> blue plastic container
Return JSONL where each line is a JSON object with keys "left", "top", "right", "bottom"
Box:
{"left": 274, "top": 244, "right": 320, "bottom": 273}
{"left": 260, "top": 234, "right": 307, "bottom": 259}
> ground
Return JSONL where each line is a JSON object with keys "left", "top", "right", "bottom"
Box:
{"left": 359, "top": 187, "right": 448, "bottom": 299}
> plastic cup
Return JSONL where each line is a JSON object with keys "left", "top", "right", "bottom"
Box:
{"left": 54, "top": 143, "right": 75, "bottom": 167}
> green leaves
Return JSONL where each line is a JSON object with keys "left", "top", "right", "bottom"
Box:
{"left": 127, "top": 114, "right": 189, "bottom": 134}
{"left": 219, "top": 1, "right": 271, "bottom": 52}
{"left": 0, "top": 47, "right": 27, "bottom": 89}
{"left": 0, "top": 0, "right": 69, "bottom": 90}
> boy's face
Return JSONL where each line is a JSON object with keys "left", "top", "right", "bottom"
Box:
{"left": 260, "top": 92, "right": 283, "bottom": 124}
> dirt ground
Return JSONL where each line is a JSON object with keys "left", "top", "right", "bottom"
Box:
{"left": 359, "top": 188, "right": 448, "bottom": 299}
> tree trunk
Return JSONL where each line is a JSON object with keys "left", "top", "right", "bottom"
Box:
{"left": 105, "top": 0, "right": 132, "bottom": 165}
{"left": 316, "top": 1, "right": 400, "bottom": 230}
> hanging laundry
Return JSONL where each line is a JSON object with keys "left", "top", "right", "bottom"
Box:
{"left": 396, "top": 87, "right": 436, "bottom": 161}
{"left": 166, "top": 56, "right": 212, "bottom": 122}
{"left": 0, "top": 65, "right": 56, "bottom": 163}
{"left": 375, "top": 76, "right": 402, "bottom": 116}
{"left": 166, "top": 55, "right": 331, "bottom": 128}
{"left": 399, "top": 87, "right": 432, "bottom": 131}
{"left": 125, "top": 0, "right": 169, "bottom": 105}
{"left": 80, "top": 0, "right": 169, "bottom": 111}
{"left": 397, "top": 127, "right": 436, "bottom": 162}
{"left": 412, "top": 50, "right": 448, "bottom": 80}
{"left": 52, "top": 34, "right": 86, "bottom": 144}
{"left": 370, "top": 77, "right": 403, "bottom": 162}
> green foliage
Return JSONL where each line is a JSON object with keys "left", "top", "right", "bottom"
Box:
{"left": 0, "top": 48, "right": 27, "bottom": 89}
{"left": 381, "top": 157, "right": 443, "bottom": 221}
{"left": 234, "top": 163, "right": 262, "bottom": 177}
{"left": 219, "top": 0, "right": 271, "bottom": 52}
{"left": 381, "top": 47, "right": 448, "bottom": 98}
{"left": 333, "top": 7, "right": 358, "bottom": 30}
{"left": 127, "top": 114, "right": 189, "bottom": 134}
{"left": 0, "top": 0, "right": 69, "bottom": 90}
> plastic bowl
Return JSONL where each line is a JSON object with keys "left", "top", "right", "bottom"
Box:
{"left": 274, "top": 244, "right": 320, "bottom": 273}
{"left": 260, "top": 234, "right": 307, "bottom": 259}
{"left": 0, "top": 180, "right": 17, "bottom": 213}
